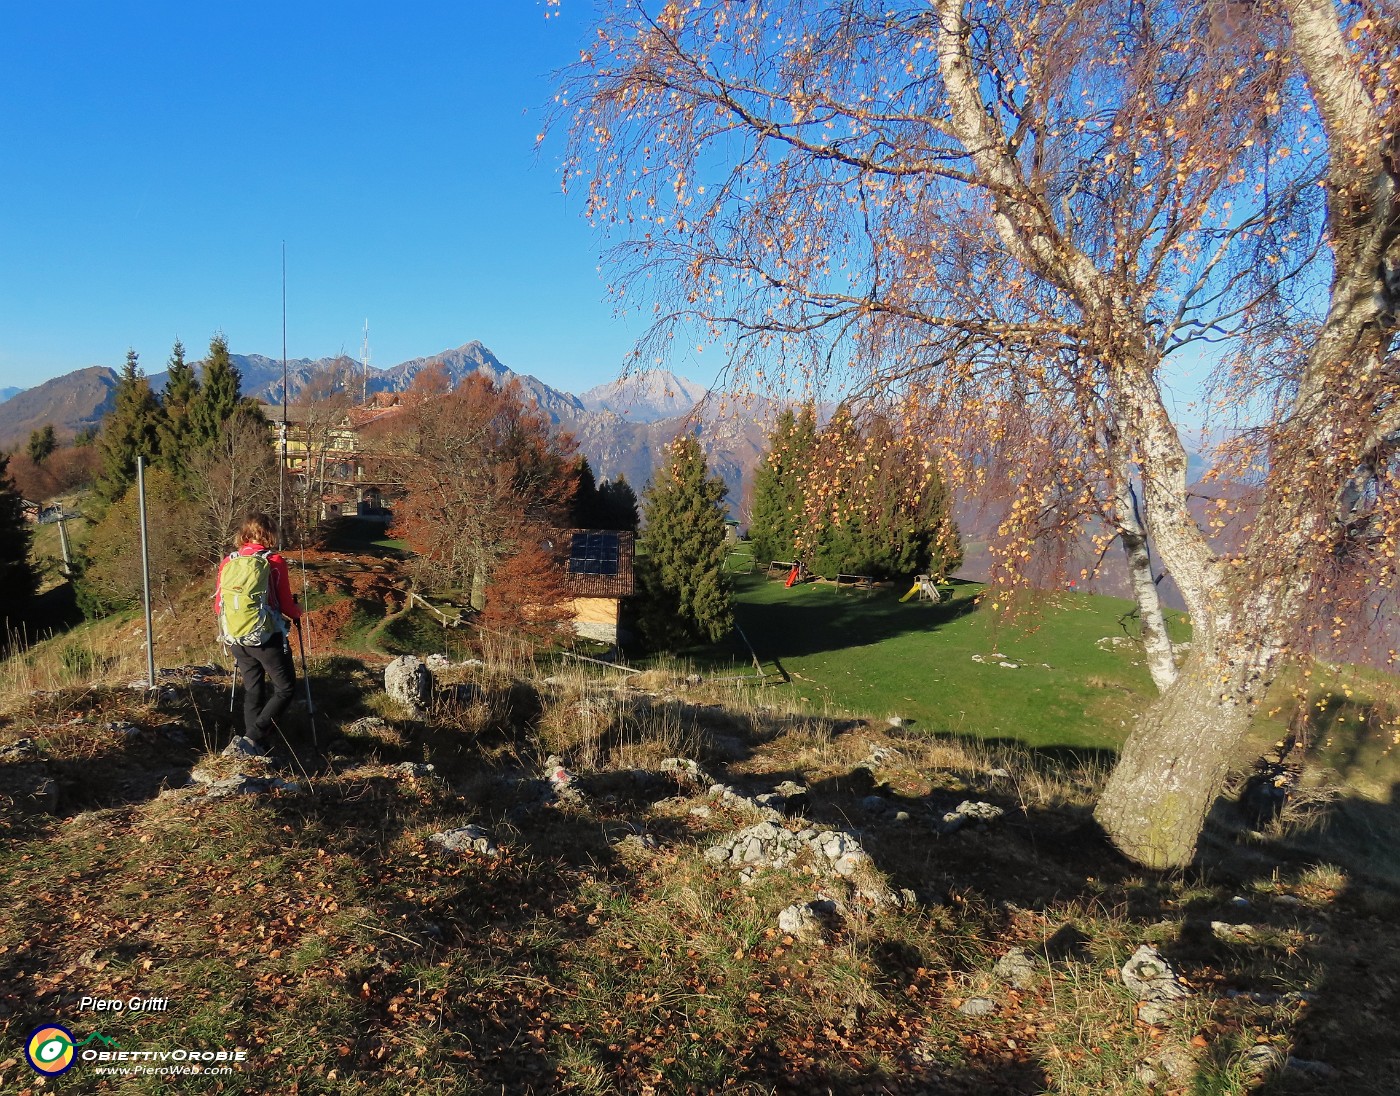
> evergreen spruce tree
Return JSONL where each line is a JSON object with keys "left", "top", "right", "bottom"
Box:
{"left": 636, "top": 434, "right": 732, "bottom": 648}
{"left": 598, "top": 474, "right": 640, "bottom": 531}
{"left": 748, "top": 403, "right": 817, "bottom": 566}
{"left": 805, "top": 409, "right": 962, "bottom": 581}
{"left": 570, "top": 456, "right": 604, "bottom": 527}
{"left": 95, "top": 349, "right": 161, "bottom": 505}
{"left": 748, "top": 410, "right": 792, "bottom": 565}
{"left": 187, "top": 333, "right": 243, "bottom": 449}
{"left": 26, "top": 424, "right": 57, "bottom": 466}
{"left": 0, "top": 452, "right": 38, "bottom": 628}
{"left": 156, "top": 339, "right": 200, "bottom": 467}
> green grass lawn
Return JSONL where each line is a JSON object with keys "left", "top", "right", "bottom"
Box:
{"left": 698, "top": 569, "right": 1399, "bottom": 801}
{"left": 702, "top": 573, "right": 1190, "bottom": 752}
{"left": 319, "top": 514, "right": 408, "bottom": 555}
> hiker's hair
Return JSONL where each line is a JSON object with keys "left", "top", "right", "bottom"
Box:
{"left": 235, "top": 513, "right": 278, "bottom": 548}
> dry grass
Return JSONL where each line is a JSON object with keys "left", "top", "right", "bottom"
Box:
{"left": 4, "top": 633, "right": 1400, "bottom": 1092}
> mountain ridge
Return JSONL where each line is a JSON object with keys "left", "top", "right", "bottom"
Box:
{"left": 0, "top": 346, "right": 744, "bottom": 496}
{"left": 0, "top": 367, "right": 118, "bottom": 449}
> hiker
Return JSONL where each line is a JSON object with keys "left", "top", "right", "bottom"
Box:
{"left": 215, "top": 513, "right": 302, "bottom": 748}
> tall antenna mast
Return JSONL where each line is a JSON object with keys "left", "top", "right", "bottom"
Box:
{"left": 360, "top": 319, "right": 370, "bottom": 405}
{"left": 279, "top": 242, "right": 288, "bottom": 549}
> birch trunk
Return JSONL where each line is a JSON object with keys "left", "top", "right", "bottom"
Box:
{"left": 928, "top": 0, "right": 1395, "bottom": 868}
{"left": 1093, "top": 643, "right": 1252, "bottom": 869}
{"left": 1120, "top": 527, "right": 1179, "bottom": 693}
{"left": 1113, "top": 472, "right": 1179, "bottom": 693}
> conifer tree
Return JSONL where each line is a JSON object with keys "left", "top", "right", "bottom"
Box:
{"left": 636, "top": 434, "right": 732, "bottom": 648}
{"left": 803, "top": 408, "right": 962, "bottom": 581}
{"left": 598, "top": 474, "right": 640, "bottom": 531}
{"left": 26, "top": 424, "right": 56, "bottom": 466}
{"left": 748, "top": 403, "right": 817, "bottom": 566}
{"left": 187, "top": 333, "right": 243, "bottom": 449}
{"left": 570, "top": 456, "right": 604, "bottom": 527}
{"left": 0, "top": 452, "right": 37, "bottom": 627}
{"left": 156, "top": 339, "right": 200, "bottom": 466}
{"left": 95, "top": 349, "right": 161, "bottom": 505}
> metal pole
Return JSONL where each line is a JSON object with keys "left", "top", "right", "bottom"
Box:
{"left": 56, "top": 516, "right": 72, "bottom": 576}
{"left": 279, "top": 242, "right": 288, "bottom": 551}
{"left": 137, "top": 456, "right": 156, "bottom": 689}
{"left": 295, "top": 618, "right": 317, "bottom": 747}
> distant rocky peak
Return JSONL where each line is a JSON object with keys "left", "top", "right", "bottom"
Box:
{"left": 580, "top": 370, "right": 709, "bottom": 423}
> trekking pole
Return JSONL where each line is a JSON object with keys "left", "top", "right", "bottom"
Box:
{"left": 225, "top": 645, "right": 237, "bottom": 715}
{"left": 294, "top": 618, "right": 318, "bottom": 747}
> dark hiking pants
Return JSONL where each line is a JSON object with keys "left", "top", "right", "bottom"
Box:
{"left": 232, "top": 636, "right": 297, "bottom": 740}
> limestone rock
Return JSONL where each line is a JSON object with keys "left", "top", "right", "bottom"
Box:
{"left": 778, "top": 899, "right": 840, "bottom": 940}
{"left": 345, "top": 716, "right": 394, "bottom": 738}
{"left": 430, "top": 825, "right": 499, "bottom": 858}
{"left": 660, "top": 757, "right": 715, "bottom": 787}
{"left": 993, "top": 947, "right": 1037, "bottom": 990}
{"left": 1210, "top": 921, "right": 1257, "bottom": 943}
{"left": 705, "top": 821, "right": 870, "bottom": 879}
{"left": 543, "top": 756, "right": 583, "bottom": 804}
{"left": 1284, "top": 1056, "right": 1336, "bottom": 1078}
{"left": 222, "top": 735, "right": 270, "bottom": 760}
{"left": 708, "top": 783, "right": 785, "bottom": 822}
{"left": 384, "top": 655, "right": 433, "bottom": 714}
{"left": 1137, "top": 1001, "right": 1176, "bottom": 1026}
{"left": 202, "top": 774, "right": 301, "bottom": 800}
{"left": 1241, "top": 1044, "right": 1286, "bottom": 1079}
{"left": 1121, "top": 945, "right": 1190, "bottom": 1004}
{"left": 940, "top": 800, "right": 1005, "bottom": 833}
{"left": 1156, "top": 1044, "right": 1197, "bottom": 1083}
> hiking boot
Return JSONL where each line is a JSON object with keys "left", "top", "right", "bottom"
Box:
{"left": 222, "top": 735, "right": 270, "bottom": 760}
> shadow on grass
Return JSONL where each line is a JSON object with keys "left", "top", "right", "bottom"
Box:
{"left": 8, "top": 656, "right": 1400, "bottom": 1092}
{"left": 1184, "top": 784, "right": 1400, "bottom": 1095}
{"left": 316, "top": 514, "right": 407, "bottom": 559}
{"left": 705, "top": 576, "right": 982, "bottom": 665}
{"left": 722, "top": 721, "right": 1400, "bottom": 1091}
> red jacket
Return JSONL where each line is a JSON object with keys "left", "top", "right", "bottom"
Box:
{"left": 215, "top": 543, "right": 302, "bottom": 627}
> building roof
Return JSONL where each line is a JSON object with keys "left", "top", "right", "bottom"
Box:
{"left": 564, "top": 529, "right": 635, "bottom": 599}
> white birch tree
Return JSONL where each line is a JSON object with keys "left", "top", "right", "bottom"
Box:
{"left": 561, "top": 0, "right": 1399, "bottom": 866}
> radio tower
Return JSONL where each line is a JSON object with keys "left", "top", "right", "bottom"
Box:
{"left": 359, "top": 319, "right": 371, "bottom": 405}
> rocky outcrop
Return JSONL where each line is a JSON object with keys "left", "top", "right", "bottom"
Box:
{"left": 1121, "top": 945, "right": 1191, "bottom": 1025}
{"left": 430, "top": 825, "right": 500, "bottom": 858}
{"left": 385, "top": 656, "right": 434, "bottom": 715}
{"left": 704, "top": 821, "right": 870, "bottom": 880}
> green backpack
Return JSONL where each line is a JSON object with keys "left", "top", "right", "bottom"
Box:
{"left": 218, "top": 550, "right": 281, "bottom": 646}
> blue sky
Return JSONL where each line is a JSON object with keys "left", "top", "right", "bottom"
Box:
{"left": 0, "top": 1, "right": 647, "bottom": 396}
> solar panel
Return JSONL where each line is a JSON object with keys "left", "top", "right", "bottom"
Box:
{"left": 569, "top": 531, "right": 620, "bottom": 576}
